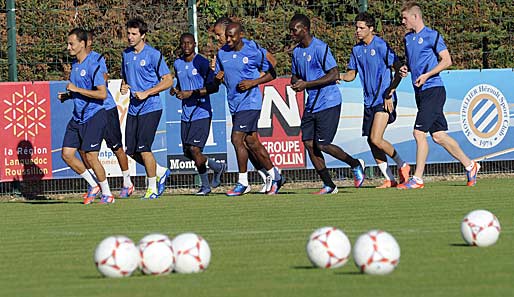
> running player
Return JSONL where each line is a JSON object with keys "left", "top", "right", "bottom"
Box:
{"left": 398, "top": 2, "right": 480, "bottom": 189}
{"left": 172, "top": 32, "right": 226, "bottom": 195}
{"left": 289, "top": 14, "right": 365, "bottom": 194}
{"left": 340, "top": 12, "right": 410, "bottom": 188}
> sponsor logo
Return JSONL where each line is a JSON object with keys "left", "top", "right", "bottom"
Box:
{"left": 239, "top": 125, "right": 246, "bottom": 129}
{"left": 138, "top": 145, "right": 145, "bottom": 149}
{"left": 461, "top": 84, "right": 509, "bottom": 148}
{"left": 90, "top": 143, "right": 99, "bottom": 148}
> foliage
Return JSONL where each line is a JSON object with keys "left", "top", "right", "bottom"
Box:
{"left": 0, "top": 0, "right": 512, "bottom": 81}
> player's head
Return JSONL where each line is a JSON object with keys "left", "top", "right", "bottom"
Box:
{"left": 401, "top": 1, "right": 423, "bottom": 31}
{"left": 126, "top": 18, "right": 148, "bottom": 48}
{"left": 225, "top": 22, "right": 243, "bottom": 50}
{"left": 289, "top": 14, "right": 310, "bottom": 43}
{"left": 67, "top": 28, "right": 88, "bottom": 57}
{"left": 214, "top": 17, "right": 232, "bottom": 46}
{"left": 354, "top": 12, "right": 375, "bottom": 41}
{"left": 180, "top": 32, "right": 196, "bottom": 57}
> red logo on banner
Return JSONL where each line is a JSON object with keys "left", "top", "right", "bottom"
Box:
{"left": 258, "top": 78, "right": 305, "bottom": 169}
{"left": 0, "top": 82, "right": 52, "bottom": 181}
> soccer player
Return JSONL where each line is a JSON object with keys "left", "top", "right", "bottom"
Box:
{"left": 78, "top": 31, "right": 134, "bottom": 199}
{"left": 214, "top": 22, "right": 284, "bottom": 196}
{"left": 289, "top": 14, "right": 365, "bottom": 194}
{"left": 172, "top": 33, "right": 226, "bottom": 195}
{"left": 59, "top": 28, "right": 114, "bottom": 204}
{"left": 340, "top": 12, "right": 410, "bottom": 188}
{"left": 398, "top": 2, "right": 480, "bottom": 189}
{"left": 120, "top": 18, "right": 173, "bottom": 199}
{"left": 212, "top": 17, "right": 277, "bottom": 193}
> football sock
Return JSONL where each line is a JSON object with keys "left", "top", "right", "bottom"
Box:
{"left": 147, "top": 176, "right": 157, "bottom": 193}
{"left": 238, "top": 172, "right": 249, "bottom": 187}
{"left": 81, "top": 170, "right": 98, "bottom": 188}
{"left": 199, "top": 172, "right": 210, "bottom": 188}
{"left": 391, "top": 150, "right": 405, "bottom": 167}
{"left": 122, "top": 170, "right": 132, "bottom": 188}
{"left": 98, "top": 179, "right": 112, "bottom": 196}
{"left": 207, "top": 158, "right": 223, "bottom": 172}
{"left": 378, "top": 161, "right": 395, "bottom": 181}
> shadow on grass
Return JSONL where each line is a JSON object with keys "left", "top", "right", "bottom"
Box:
{"left": 449, "top": 243, "right": 471, "bottom": 247}
{"left": 334, "top": 271, "right": 364, "bottom": 275}
{"left": 291, "top": 265, "right": 317, "bottom": 270}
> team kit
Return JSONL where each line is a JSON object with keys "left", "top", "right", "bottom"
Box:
{"left": 59, "top": 5, "right": 480, "bottom": 205}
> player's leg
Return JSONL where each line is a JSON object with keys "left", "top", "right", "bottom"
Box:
{"left": 135, "top": 110, "right": 165, "bottom": 199}
{"left": 62, "top": 119, "right": 100, "bottom": 203}
{"left": 315, "top": 105, "right": 364, "bottom": 188}
{"left": 301, "top": 110, "right": 336, "bottom": 194}
{"left": 80, "top": 110, "right": 114, "bottom": 203}
{"left": 368, "top": 109, "right": 397, "bottom": 188}
{"left": 104, "top": 107, "right": 133, "bottom": 197}
{"left": 428, "top": 87, "right": 479, "bottom": 186}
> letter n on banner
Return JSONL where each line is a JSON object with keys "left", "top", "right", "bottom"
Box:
{"left": 258, "top": 78, "right": 305, "bottom": 169}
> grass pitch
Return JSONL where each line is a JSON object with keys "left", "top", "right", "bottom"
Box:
{"left": 0, "top": 177, "right": 512, "bottom": 297}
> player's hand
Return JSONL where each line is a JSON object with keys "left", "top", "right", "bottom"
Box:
{"left": 134, "top": 91, "right": 148, "bottom": 100}
{"left": 58, "top": 91, "right": 72, "bottom": 103}
{"left": 120, "top": 83, "right": 130, "bottom": 95}
{"left": 415, "top": 73, "right": 429, "bottom": 87}
{"left": 291, "top": 79, "right": 307, "bottom": 92}
{"left": 215, "top": 71, "right": 225, "bottom": 81}
{"left": 210, "top": 55, "right": 217, "bottom": 71}
{"left": 384, "top": 98, "right": 394, "bottom": 113}
{"left": 399, "top": 65, "right": 409, "bottom": 78}
{"left": 66, "top": 82, "right": 78, "bottom": 93}
{"left": 237, "top": 80, "right": 255, "bottom": 92}
{"left": 170, "top": 87, "right": 178, "bottom": 96}
{"left": 176, "top": 90, "right": 192, "bottom": 100}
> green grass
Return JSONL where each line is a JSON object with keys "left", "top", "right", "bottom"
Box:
{"left": 0, "top": 177, "right": 512, "bottom": 297}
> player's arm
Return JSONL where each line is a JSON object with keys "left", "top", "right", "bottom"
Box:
{"left": 237, "top": 66, "right": 276, "bottom": 92}
{"left": 340, "top": 69, "right": 357, "bottom": 82}
{"left": 415, "top": 49, "right": 451, "bottom": 87}
{"left": 291, "top": 66, "right": 339, "bottom": 92}
{"left": 134, "top": 73, "right": 173, "bottom": 100}
{"left": 384, "top": 59, "right": 403, "bottom": 99}
{"left": 66, "top": 82, "right": 107, "bottom": 100}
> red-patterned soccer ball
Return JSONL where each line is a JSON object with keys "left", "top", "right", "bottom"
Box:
{"left": 94, "top": 235, "right": 140, "bottom": 278}
{"left": 461, "top": 209, "right": 501, "bottom": 247}
{"left": 170, "top": 233, "right": 211, "bottom": 273}
{"left": 353, "top": 230, "right": 400, "bottom": 275}
{"left": 306, "top": 226, "right": 351, "bottom": 269}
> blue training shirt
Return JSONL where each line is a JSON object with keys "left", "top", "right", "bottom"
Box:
{"left": 69, "top": 53, "right": 106, "bottom": 124}
{"left": 121, "top": 44, "right": 171, "bottom": 115}
{"left": 404, "top": 26, "right": 446, "bottom": 92}
{"left": 215, "top": 39, "right": 270, "bottom": 114}
{"left": 348, "top": 36, "right": 398, "bottom": 108}
{"left": 173, "top": 54, "right": 213, "bottom": 122}
{"left": 291, "top": 37, "right": 341, "bottom": 113}
{"left": 89, "top": 51, "right": 117, "bottom": 111}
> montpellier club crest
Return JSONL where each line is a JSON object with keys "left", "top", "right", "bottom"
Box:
{"left": 460, "top": 84, "right": 509, "bottom": 148}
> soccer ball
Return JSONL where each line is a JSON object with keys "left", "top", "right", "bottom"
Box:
{"left": 305, "top": 226, "right": 351, "bottom": 269}
{"left": 461, "top": 210, "right": 501, "bottom": 247}
{"left": 170, "top": 233, "right": 211, "bottom": 273}
{"left": 353, "top": 230, "right": 400, "bottom": 275}
{"left": 94, "top": 235, "right": 140, "bottom": 278}
{"left": 138, "top": 233, "right": 175, "bottom": 275}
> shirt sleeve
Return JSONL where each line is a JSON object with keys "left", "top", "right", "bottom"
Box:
{"left": 385, "top": 44, "right": 397, "bottom": 67}
{"left": 348, "top": 48, "right": 357, "bottom": 70}
{"left": 199, "top": 57, "right": 215, "bottom": 85}
{"left": 322, "top": 46, "right": 338, "bottom": 72}
{"left": 435, "top": 32, "right": 447, "bottom": 54}
{"left": 156, "top": 52, "right": 171, "bottom": 78}
{"left": 92, "top": 64, "right": 106, "bottom": 88}
{"left": 259, "top": 47, "right": 270, "bottom": 72}
{"left": 291, "top": 51, "right": 298, "bottom": 76}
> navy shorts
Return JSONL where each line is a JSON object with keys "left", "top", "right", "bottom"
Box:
{"left": 301, "top": 104, "right": 341, "bottom": 145}
{"left": 232, "top": 110, "right": 260, "bottom": 133}
{"left": 103, "top": 107, "right": 123, "bottom": 151}
{"left": 362, "top": 104, "right": 397, "bottom": 137}
{"left": 414, "top": 86, "right": 448, "bottom": 134}
{"left": 181, "top": 118, "right": 211, "bottom": 150}
{"left": 125, "top": 110, "right": 162, "bottom": 155}
{"left": 62, "top": 109, "right": 107, "bottom": 152}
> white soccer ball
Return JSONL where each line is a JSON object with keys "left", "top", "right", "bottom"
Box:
{"left": 170, "top": 233, "right": 211, "bottom": 273}
{"left": 138, "top": 233, "right": 175, "bottom": 275}
{"left": 461, "top": 209, "right": 501, "bottom": 247}
{"left": 306, "top": 226, "right": 351, "bottom": 269}
{"left": 94, "top": 235, "right": 140, "bottom": 278}
{"left": 353, "top": 230, "right": 400, "bottom": 275}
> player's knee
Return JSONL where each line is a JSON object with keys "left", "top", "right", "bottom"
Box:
{"left": 303, "top": 140, "right": 314, "bottom": 150}
{"left": 431, "top": 132, "right": 447, "bottom": 145}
